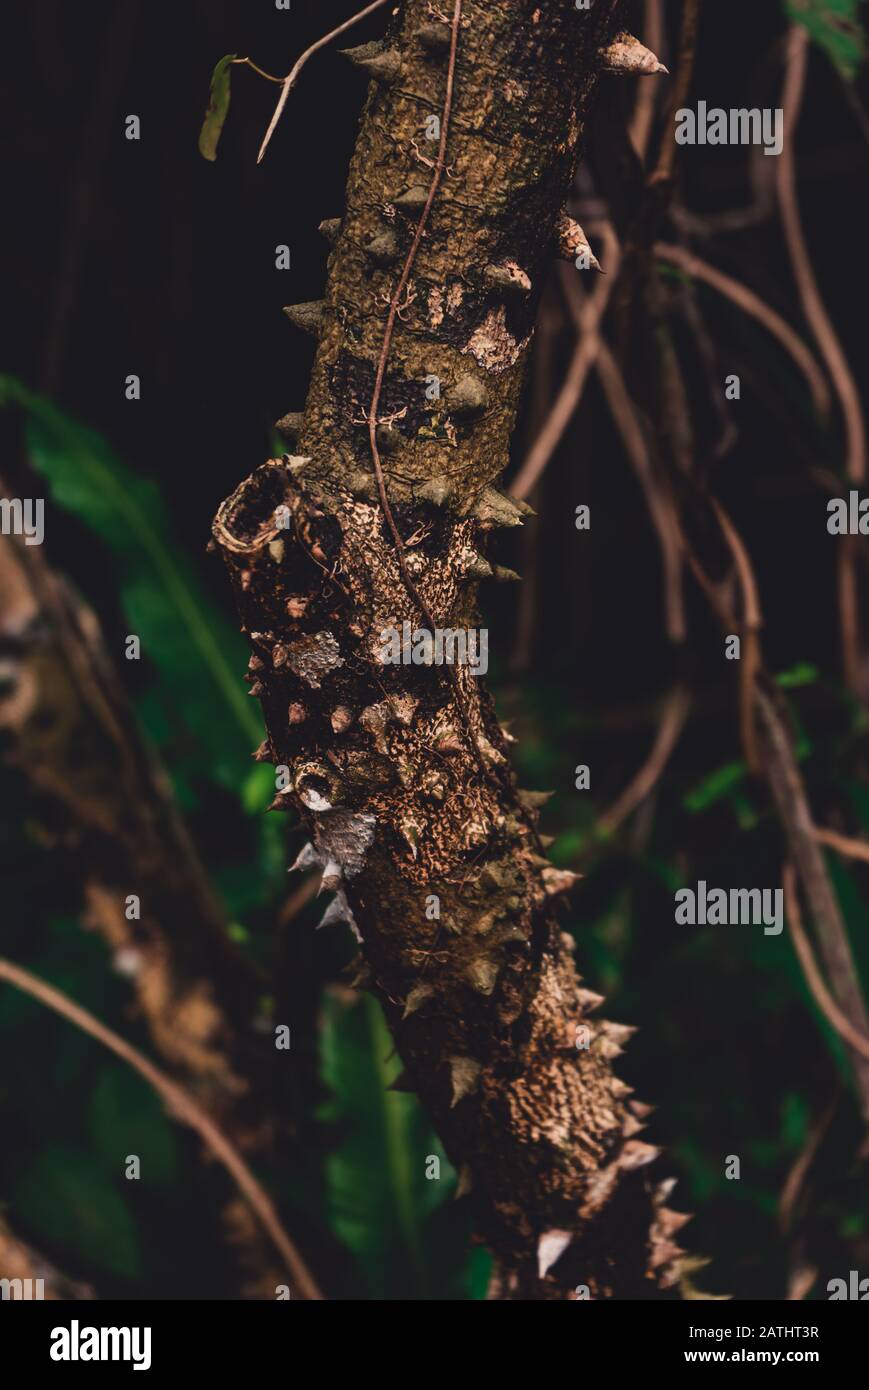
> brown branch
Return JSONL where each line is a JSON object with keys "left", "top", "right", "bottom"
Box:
{"left": 708, "top": 496, "right": 763, "bottom": 772}
{"left": 778, "top": 1085, "right": 839, "bottom": 1235}
{"left": 598, "top": 686, "right": 691, "bottom": 834}
{"left": 654, "top": 242, "right": 831, "bottom": 418}
{"left": 814, "top": 826, "right": 869, "bottom": 865}
{"left": 680, "top": 531, "right": 869, "bottom": 1117}
{"left": 629, "top": 0, "right": 665, "bottom": 162}
{"left": 510, "top": 226, "right": 619, "bottom": 500}
{"left": 0, "top": 957, "right": 324, "bottom": 1301}
{"left": 559, "top": 259, "right": 686, "bottom": 643}
{"left": 778, "top": 24, "right": 865, "bottom": 691}
{"left": 257, "top": 0, "right": 392, "bottom": 164}
{"left": 650, "top": 0, "right": 700, "bottom": 187}
{"left": 777, "top": 26, "right": 865, "bottom": 479}
{"left": 782, "top": 866, "right": 869, "bottom": 1061}
{"left": 755, "top": 692, "right": 869, "bottom": 1116}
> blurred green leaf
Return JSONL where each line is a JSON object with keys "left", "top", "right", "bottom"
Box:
{"left": 13, "top": 1144, "right": 143, "bottom": 1281}
{"left": 242, "top": 763, "right": 276, "bottom": 815}
{"left": 90, "top": 1065, "right": 178, "bottom": 1191}
{"left": 775, "top": 662, "right": 819, "bottom": 689}
{"left": 785, "top": 0, "right": 866, "bottom": 80}
{"left": 199, "top": 54, "right": 237, "bottom": 161}
{"left": 0, "top": 378, "right": 261, "bottom": 790}
{"left": 320, "top": 991, "right": 452, "bottom": 1299}
{"left": 684, "top": 760, "right": 746, "bottom": 813}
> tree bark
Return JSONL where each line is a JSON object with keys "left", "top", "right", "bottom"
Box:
{"left": 215, "top": 0, "right": 683, "bottom": 1298}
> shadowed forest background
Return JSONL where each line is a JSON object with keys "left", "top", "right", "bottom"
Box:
{"left": 2, "top": 0, "right": 869, "bottom": 1300}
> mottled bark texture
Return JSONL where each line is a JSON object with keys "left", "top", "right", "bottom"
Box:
{"left": 215, "top": 0, "right": 684, "bottom": 1298}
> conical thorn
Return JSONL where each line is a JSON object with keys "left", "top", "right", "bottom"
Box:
{"left": 283, "top": 301, "right": 325, "bottom": 337}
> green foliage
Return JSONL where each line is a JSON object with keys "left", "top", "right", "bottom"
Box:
{"left": 785, "top": 0, "right": 866, "bottom": 80}
{"left": 199, "top": 55, "right": 237, "bottom": 161}
{"left": 684, "top": 760, "right": 747, "bottom": 814}
{"left": 775, "top": 662, "right": 819, "bottom": 689}
{"left": 12, "top": 1145, "right": 143, "bottom": 1281}
{"left": 319, "top": 991, "right": 458, "bottom": 1299}
{"left": 89, "top": 1065, "right": 178, "bottom": 1192}
{"left": 0, "top": 378, "right": 262, "bottom": 793}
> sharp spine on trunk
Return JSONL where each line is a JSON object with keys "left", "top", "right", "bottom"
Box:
{"left": 341, "top": 40, "right": 402, "bottom": 84}
{"left": 416, "top": 475, "right": 454, "bottom": 507}
{"left": 554, "top": 213, "right": 602, "bottom": 271}
{"left": 493, "top": 564, "right": 521, "bottom": 582}
{"left": 472, "top": 486, "right": 526, "bottom": 527}
{"left": 600, "top": 31, "right": 668, "bottom": 76}
{"left": 417, "top": 23, "right": 451, "bottom": 55}
{"left": 542, "top": 866, "right": 582, "bottom": 896}
{"left": 449, "top": 374, "right": 489, "bottom": 418}
{"left": 364, "top": 228, "right": 399, "bottom": 266}
{"left": 464, "top": 957, "right": 499, "bottom": 995}
{"left": 577, "top": 987, "right": 605, "bottom": 1013}
{"left": 482, "top": 260, "right": 532, "bottom": 296}
{"left": 330, "top": 705, "right": 355, "bottom": 734}
{"left": 455, "top": 1165, "right": 473, "bottom": 1199}
{"left": 375, "top": 422, "right": 402, "bottom": 454}
{"left": 449, "top": 1055, "right": 481, "bottom": 1107}
{"left": 275, "top": 411, "right": 304, "bottom": 441}
{"left": 392, "top": 185, "right": 429, "bottom": 214}
{"left": 283, "top": 301, "right": 325, "bottom": 337}
{"left": 282, "top": 454, "right": 310, "bottom": 477}
{"left": 317, "top": 895, "right": 349, "bottom": 930}
{"left": 347, "top": 469, "right": 379, "bottom": 499}
{"left": 402, "top": 981, "right": 434, "bottom": 1018}
{"left": 348, "top": 958, "right": 374, "bottom": 990}
{"left": 318, "top": 218, "right": 341, "bottom": 245}
{"left": 538, "top": 1230, "right": 572, "bottom": 1280}
{"left": 463, "top": 551, "right": 493, "bottom": 578}
{"left": 252, "top": 740, "right": 273, "bottom": 763}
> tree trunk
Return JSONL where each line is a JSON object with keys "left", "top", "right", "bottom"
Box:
{"left": 214, "top": 0, "right": 684, "bottom": 1299}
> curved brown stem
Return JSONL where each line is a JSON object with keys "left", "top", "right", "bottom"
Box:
{"left": 0, "top": 957, "right": 324, "bottom": 1301}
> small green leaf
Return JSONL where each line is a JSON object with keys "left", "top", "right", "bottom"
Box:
{"left": 199, "top": 54, "right": 237, "bottom": 161}
{"left": 683, "top": 760, "right": 747, "bottom": 814}
{"left": 785, "top": 0, "right": 866, "bottom": 81}
{"left": 775, "top": 661, "right": 819, "bottom": 689}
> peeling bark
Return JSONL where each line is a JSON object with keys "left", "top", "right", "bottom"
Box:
{"left": 215, "top": 0, "right": 682, "bottom": 1298}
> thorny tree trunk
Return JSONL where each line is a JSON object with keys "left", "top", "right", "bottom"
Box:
{"left": 215, "top": 0, "right": 685, "bottom": 1298}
